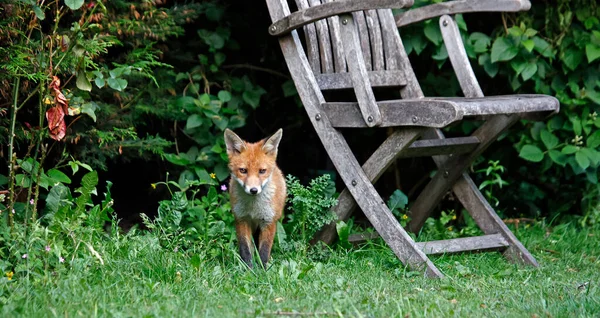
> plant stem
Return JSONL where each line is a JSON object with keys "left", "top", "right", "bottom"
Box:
{"left": 8, "top": 77, "right": 21, "bottom": 230}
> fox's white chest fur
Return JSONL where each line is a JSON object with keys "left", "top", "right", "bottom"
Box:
{"left": 232, "top": 179, "right": 277, "bottom": 229}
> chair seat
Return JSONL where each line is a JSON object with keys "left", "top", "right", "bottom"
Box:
{"left": 323, "top": 94, "right": 560, "bottom": 128}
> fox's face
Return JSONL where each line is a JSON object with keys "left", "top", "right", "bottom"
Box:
{"left": 224, "top": 129, "right": 283, "bottom": 196}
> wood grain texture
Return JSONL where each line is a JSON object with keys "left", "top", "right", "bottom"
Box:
{"left": 269, "top": 0, "right": 414, "bottom": 36}
{"left": 395, "top": 0, "right": 531, "bottom": 27}
{"left": 295, "top": 0, "right": 321, "bottom": 73}
{"left": 398, "top": 136, "right": 480, "bottom": 158}
{"left": 322, "top": 0, "right": 347, "bottom": 72}
{"left": 316, "top": 70, "right": 407, "bottom": 90}
{"left": 266, "top": 0, "right": 442, "bottom": 278}
{"left": 339, "top": 13, "right": 382, "bottom": 127}
{"left": 322, "top": 99, "right": 463, "bottom": 128}
{"left": 352, "top": 11, "right": 373, "bottom": 70}
{"left": 365, "top": 10, "right": 385, "bottom": 71}
{"left": 309, "top": 0, "right": 334, "bottom": 73}
{"left": 440, "top": 15, "right": 484, "bottom": 98}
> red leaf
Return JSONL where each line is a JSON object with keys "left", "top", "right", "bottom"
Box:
{"left": 46, "top": 106, "right": 66, "bottom": 141}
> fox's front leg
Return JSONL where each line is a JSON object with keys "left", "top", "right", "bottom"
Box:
{"left": 235, "top": 220, "right": 253, "bottom": 268}
{"left": 258, "top": 222, "right": 277, "bottom": 268}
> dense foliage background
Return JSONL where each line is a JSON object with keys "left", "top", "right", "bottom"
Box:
{"left": 0, "top": 0, "right": 599, "bottom": 276}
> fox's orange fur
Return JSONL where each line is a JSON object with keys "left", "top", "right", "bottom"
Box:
{"left": 224, "top": 128, "right": 286, "bottom": 268}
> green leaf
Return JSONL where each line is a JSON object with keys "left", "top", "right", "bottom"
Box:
{"left": 562, "top": 48, "right": 583, "bottom": 71}
{"left": 491, "top": 37, "right": 518, "bottom": 62}
{"left": 336, "top": 221, "right": 352, "bottom": 249}
{"left": 540, "top": 129, "right": 559, "bottom": 149}
{"left": 424, "top": 21, "right": 442, "bottom": 46}
{"left": 217, "top": 90, "right": 232, "bottom": 102}
{"left": 33, "top": 5, "right": 45, "bottom": 20}
{"left": 586, "top": 44, "right": 600, "bottom": 63}
{"left": 81, "top": 102, "right": 98, "bottom": 122}
{"left": 521, "top": 62, "right": 537, "bottom": 81}
{"left": 94, "top": 77, "right": 105, "bottom": 88}
{"left": 522, "top": 39, "right": 535, "bottom": 52}
{"left": 15, "top": 174, "right": 31, "bottom": 188}
{"left": 575, "top": 151, "right": 590, "bottom": 169}
{"left": 469, "top": 32, "right": 491, "bottom": 53}
{"left": 163, "top": 153, "right": 191, "bottom": 166}
{"left": 0, "top": 174, "right": 7, "bottom": 186}
{"left": 548, "top": 150, "right": 568, "bottom": 167}
{"left": 581, "top": 147, "right": 600, "bottom": 166}
{"left": 76, "top": 72, "right": 92, "bottom": 92}
{"left": 533, "top": 36, "right": 553, "bottom": 58}
{"left": 387, "top": 189, "right": 408, "bottom": 211}
{"left": 65, "top": 0, "right": 84, "bottom": 10}
{"left": 214, "top": 52, "right": 226, "bottom": 65}
{"left": 186, "top": 114, "right": 203, "bottom": 130}
{"left": 587, "top": 130, "right": 600, "bottom": 148}
{"left": 242, "top": 90, "right": 263, "bottom": 109}
{"left": 519, "top": 145, "right": 544, "bottom": 162}
{"left": 47, "top": 169, "right": 72, "bottom": 184}
{"left": 562, "top": 145, "right": 579, "bottom": 154}
{"left": 478, "top": 54, "right": 498, "bottom": 77}
{"left": 281, "top": 80, "right": 297, "bottom": 97}
{"left": 107, "top": 78, "right": 128, "bottom": 91}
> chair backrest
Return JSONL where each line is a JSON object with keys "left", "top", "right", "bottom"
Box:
{"left": 293, "top": 0, "right": 421, "bottom": 96}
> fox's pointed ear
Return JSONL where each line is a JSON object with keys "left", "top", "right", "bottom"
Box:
{"left": 224, "top": 129, "right": 246, "bottom": 154}
{"left": 262, "top": 128, "right": 283, "bottom": 156}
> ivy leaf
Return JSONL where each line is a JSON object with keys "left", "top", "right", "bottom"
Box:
{"left": 548, "top": 150, "right": 567, "bottom": 167}
{"left": 107, "top": 78, "right": 128, "bottom": 91}
{"left": 575, "top": 151, "right": 590, "bottom": 169}
{"left": 186, "top": 114, "right": 203, "bottom": 130}
{"left": 540, "top": 129, "right": 559, "bottom": 149}
{"left": 424, "top": 21, "right": 442, "bottom": 46}
{"left": 586, "top": 44, "right": 600, "bottom": 63}
{"left": 65, "top": 0, "right": 85, "bottom": 10}
{"left": 519, "top": 145, "right": 544, "bottom": 162}
{"left": 33, "top": 5, "right": 45, "bottom": 20}
{"left": 562, "top": 48, "right": 583, "bottom": 71}
{"left": 491, "top": 37, "right": 518, "bottom": 62}
{"left": 76, "top": 72, "right": 92, "bottom": 92}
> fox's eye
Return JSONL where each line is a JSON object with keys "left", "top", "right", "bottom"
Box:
{"left": 259, "top": 169, "right": 267, "bottom": 174}
{"left": 239, "top": 168, "right": 247, "bottom": 174}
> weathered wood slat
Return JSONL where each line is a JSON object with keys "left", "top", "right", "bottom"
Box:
{"left": 316, "top": 70, "right": 406, "bottom": 90}
{"left": 440, "top": 15, "right": 484, "bottom": 98}
{"left": 398, "top": 136, "right": 480, "bottom": 158}
{"left": 266, "top": 0, "right": 443, "bottom": 278}
{"left": 296, "top": 0, "right": 321, "bottom": 74}
{"left": 452, "top": 175, "right": 539, "bottom": 266}
{"left": 348, "top": 233, "right": 510, "bottom": 255}
{"left": 377, "top": 9, "right": 398, "bottom": 70}
{"left": 352, "top": 11, "right": 373, "bottom": 70}
{"left": 322, "top": 100, "right": 463, "bottom": 128}
{"left": 313, "top": 128, "right": 423, "bottom": 245}
{"left": 269, "top": 0, "right": 414, "bottom": 36}
{"left": 365, "top": 10, "right": 385, "bottom": 71}
{"left": 309, "top": 0, "right": 334, "bottom": 73}
{"left": 395, "top": 0, "right": 531, "bottom": 27}
{"left": 407, "top": 115, "right": 521, "bottom": 233}
{"left": 323, "top": 0, "right": 347, "bottom": 73}
{"left": 441, "top": 95, "right": 560, "bottom": 117}
{"left": 339, "top": 14, "right": 382, "bottom": 127}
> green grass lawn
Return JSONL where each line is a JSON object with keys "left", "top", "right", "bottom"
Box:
{"left": 2, "top": 223, "right": 599, "bottom": 317}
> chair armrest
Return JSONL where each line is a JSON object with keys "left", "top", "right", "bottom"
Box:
{"left": 269, "top": 0, "right": 414, "bottom": 36}
{"left": 395, "top": 0, "right": 531, "bottom": 27}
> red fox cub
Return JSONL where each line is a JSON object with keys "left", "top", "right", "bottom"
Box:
{"left": 224, "top": 128, "right": 286, "bottom": 268}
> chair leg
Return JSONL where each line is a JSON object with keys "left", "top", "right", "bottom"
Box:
{"left": 407, "top": 115, "right": 520, "bottom": 233}
{"left": 452, "top": 175, "right": 539, "bottom": 266}
{"left": 312, "top": 128, "right": 423, "bottom": 245}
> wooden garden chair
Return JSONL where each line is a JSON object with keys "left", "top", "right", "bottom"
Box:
{"left": 265, "top": 0, "right": 559, "bottom": 278}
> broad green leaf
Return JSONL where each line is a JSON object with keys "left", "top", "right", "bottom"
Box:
{"left": 186, "top": 114, "right": 203, "bottom": 130}
{"left": 586, "top": 44, "right": 600, "bottom": 63}
{"left": 478, "top": 54, "right": 498, "bottom": 77}
{"left": 65, "top": 0, "right": 84, "bottom": 10}
{"left": 548, "top": 150, "right": 567, "bottom": 167}
{"left": 163, "top": 153, "right": 191, "bottom": 166}
{"left": 387, "top": 189, "right": 408, "bottom": 212}
{"left": 76, "top": 72, "right": 92, "bottom": 91}
{"left": 581, "top": 147, "right": 600, "bottom": 166}
{"left": 533, "top": 36, "right": 553, "bottom": 58}
{"left": 521, "top": 62, "right": 537, "bottom": 81}
{"left": 562, "top": 145, "right": 578, "bottom": 154}
{"left": 15, "top": 174, "right": 31, "bottom": 188}
{"left": 519, "top": 145, "right": 544, "bottom": 162}
{"left": 214, "top": 52, "right": 226, "bottom": 65}
{"left": 0, "top": 174, "right": 7, "bottom": 186}
{"left": 570, "top": 116, "right": 582, "bottom": 136}
{"left": 94, "top": 77, "right": 105, "bottom": 88}
{"left": 212, "top": 117, "right": 229, "bottom": 131}
{"left": 491, "top": 37, "right": 518, "bottom": 62}
{"left": 455, "top": 14, "right": 467, "bottom": 31}
{"left": 217, "top": 90, "right": 232, "bottom": 102}
{"left": 522, "top": 39, "right": 535, "bottom": 52}
{"left": 540, "top": 129, "right": 559, "bottom": 149}
{"left": 107, "top": 78, "right": 128, "bottom": 91}
{"left": 410, "top": 34, "right": 427, "bottom": 55}
{"left": 424, "top": 21, "right": 442, "bottom": 46}
{"left": 81, "top": 102, "right": 98, "bottom": 122}
{"left": 281, "top": 80, "right": 297, "bottom": 97}
{"left": 587, "top": 130, "right": 600, "bottom": 148}
{"left": 469, "top": 32, "right": 491, "bottom": 53}
{"left": 575, "top": 151, "right": 590, "bottom": 169}
{"left": 47, "top": 169, "right": 72, "bottom": 184}
{"left": 33, "top": 5, "right": 45, "bottom": 20}
{"left": 562, "top": 48, "right": 583, "bottom": 71}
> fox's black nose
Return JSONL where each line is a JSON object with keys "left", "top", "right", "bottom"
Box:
{"left": 250, "top": 187, "right": 258, "bottom": 194}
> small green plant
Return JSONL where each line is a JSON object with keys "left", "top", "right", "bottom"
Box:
{"left": 282, "top": 174, "right": 338, "bottom": 248}
{"left": 476, "top": 160, "right": 509, "bottom": 208}
{"left": 387, "top": 189, "right": 411, "bottom": 227}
